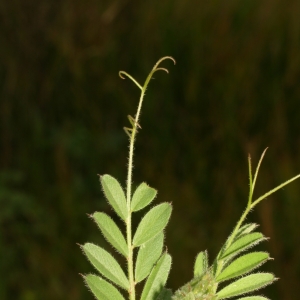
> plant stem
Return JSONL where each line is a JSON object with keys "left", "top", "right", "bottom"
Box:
{"left": 126, "top": 88, "right": 145, "bottom": 300}
{"left": 121, "top": 57, "right": 175, "bottom": 300}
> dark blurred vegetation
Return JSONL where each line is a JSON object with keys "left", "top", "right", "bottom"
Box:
{"left": 1, "top": 0, "right": 300, "bottom": 299}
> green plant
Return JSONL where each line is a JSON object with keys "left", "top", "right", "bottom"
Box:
{"left": 80, "top": 57, "right": 300, "bottom": 300}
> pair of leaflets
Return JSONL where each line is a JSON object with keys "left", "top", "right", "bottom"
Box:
{"left": 82, "top": 174, "right": 172, "bottom": 300}
{"left": 173, "top": 223, "right": 275, "bottom": 300}
{"left": 189, "top": 223, "right": 276, "bottom": 300}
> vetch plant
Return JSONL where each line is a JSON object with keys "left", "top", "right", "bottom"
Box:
{"left": 80, "top": 57, "right": 300, "bottom": 300}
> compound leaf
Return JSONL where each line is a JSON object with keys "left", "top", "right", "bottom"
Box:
{"left": 217, "top": 273, "right": 276, "bottom": 299}
{"left": 84, "top": 274, "right": 125, "bottom": 300}
{"left": 100, "top": 175, "right": 128, "bottom": 221}
{"left": 133, "top": 203, "right": 172, "bottom": 247}
{"left": 135, "top": 232, "right": 164, "bottom": 283}
{"left": 131, "top": 183, "right": 157, "bottom": 212}
{"left": 217, "top": 252, "right": 270, "bottom": 282}
{"left": 82, "top": 243, "right": 129, "bottom": 289}
{"left": 93, "top": 212, "right": 128, "bottom": 257}
{"left": 140, "top": 252, "right": 172, "bottom": 300}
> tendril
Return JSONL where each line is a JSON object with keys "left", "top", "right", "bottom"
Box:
{"left": 118, "top": 71, "right": 142, "bottom": 90}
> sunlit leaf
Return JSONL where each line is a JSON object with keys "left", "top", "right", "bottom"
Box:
{"left": 217, "top": 252, "right": 270, "bottom": 282}
{"left": 82, "top": 243, "right": 129, "bottom": 289}
{"left": 100, "top": 174, "right": 128, "bottom": 221}
{"left": 131, "top": 182, "right": 157, "bottom": 212}
{"left": 194, "top": 250, "right": 208, "bottom": 277}
{"left": 135, "top": 232, "right": 164, "bottom": 283}
{"left": 84, "top": 274, "right": 125, "bottom": 300}
{"left": 217, "top": 273, "right": 276, "bottom": 299}
{"left": 133, "top": 203, "right": 172, "bottom": 246}
{"left": 221, "top": 232, "right": 266, "bottom": 260}
{"left": 93, "top": 212, "right": 128, "bottom": 257}
{"left": 140, "top": 252, "right": 172, "bottom": 300}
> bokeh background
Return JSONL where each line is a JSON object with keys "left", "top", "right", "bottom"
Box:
{"left": 1, "top": 0, "right": 300, "bottom": 299}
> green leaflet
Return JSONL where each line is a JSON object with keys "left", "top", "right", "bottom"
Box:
{"left": 217, "top": 224, "right": 259, "bottom": 260}
{"left": 237, "top": 297, "right": 269, "bottom": 300}
{"left": 93, "top": 212, "right": 128, "bottom": 257}
{"left": 82, "top": 243, "right": 129, "bottom": 289}
{"left": 194, "top": 250, "right": 208, "bottom": 278}
{"left": 135, "top": 232, "right": 164, "bottom": 283}
{"left": 131, "top": 182, "right": 157, "bottom": 212}
{"left": 133, "top": 203, "right": 172, "bottom": 246}
{"left": 234, "top": 223, "right": 259, "bottom": 240}
{"left": 84, "top": 274, "right": 125, "bottom": 300}
{"left": 100, "top": 174, "right": 128, "bottom": 221}
{"left": 220, "top": 232, "right": 266, "bottom": 260}
{"left": 217, "top": 273, "right": 276, "bottom": 299}
{"left": 216, "top": 252, "right": 270, "bottom": 282}
{"left": 140, "top": 252, "right": 172, "bottom": 300}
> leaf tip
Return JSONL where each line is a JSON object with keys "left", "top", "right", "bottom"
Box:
{"left": 76, "top": 243, "right": 84, "bottom": 249}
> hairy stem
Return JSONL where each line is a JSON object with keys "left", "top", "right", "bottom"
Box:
{"left": 120, "top": 57, "right": 175, "bottom": 300}
{"left": 126, "top": 89, "right": 145, "bottom": 300}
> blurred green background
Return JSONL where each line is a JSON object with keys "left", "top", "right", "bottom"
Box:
{"left": 1, "top": 0, "right": 300, "bottom": 299}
